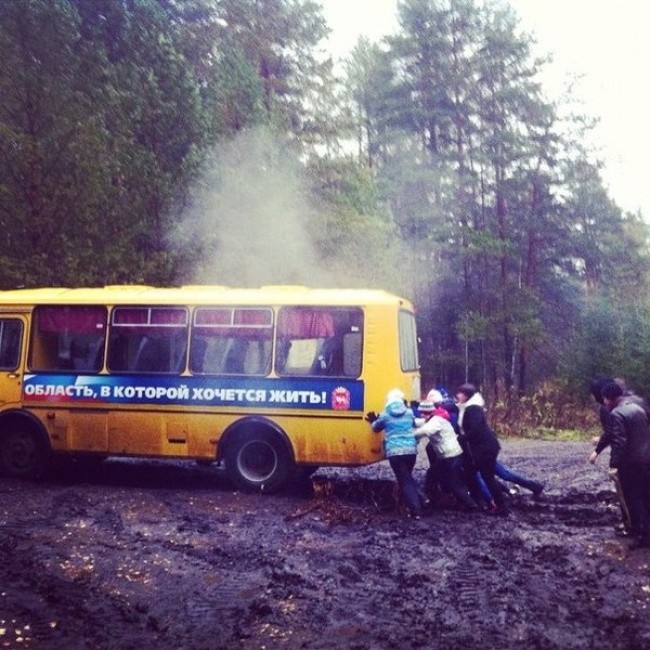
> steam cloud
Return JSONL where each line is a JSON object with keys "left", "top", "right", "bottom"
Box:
{"left": 179, "top": 127, "right": 333, "bottom": 288}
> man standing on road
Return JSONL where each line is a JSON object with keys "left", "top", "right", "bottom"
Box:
{"left": 601, "top": 381, "right": 650, "bottom": 549}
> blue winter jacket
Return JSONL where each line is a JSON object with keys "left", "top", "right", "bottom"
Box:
{"left": 371, "top": 399, "right": 417, "bottom": 457}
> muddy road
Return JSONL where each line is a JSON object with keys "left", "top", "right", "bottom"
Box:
{"left": 0, "top": 440, "right": 648, "bottom": 649}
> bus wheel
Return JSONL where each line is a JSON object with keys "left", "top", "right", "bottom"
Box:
{"left": 0, "top": 425, "right": 49, "bottom": 479}
{"left": 225, "top": 430, "right": 291, "bottom": 494}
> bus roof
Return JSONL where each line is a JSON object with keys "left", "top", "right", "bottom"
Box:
{"left": 0, "top": 286, "right": 413, "bottom": 309}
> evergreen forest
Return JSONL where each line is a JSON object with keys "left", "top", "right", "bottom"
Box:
{"left": 1, "top": 0, "right": 648, "bottom": 407}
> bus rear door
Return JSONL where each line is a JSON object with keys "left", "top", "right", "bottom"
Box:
{"left": 0, "top": 316, "right": 27, "bottom": 407}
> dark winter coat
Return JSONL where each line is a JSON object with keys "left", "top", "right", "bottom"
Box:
{"left": 609, "top": 398, "right": 650, "bottom": 468}
{"left": 594, "top": 404, "right": 614, "bottom": 455}
{"left": 457, "top": 393, "right": 500, "bottom": 462}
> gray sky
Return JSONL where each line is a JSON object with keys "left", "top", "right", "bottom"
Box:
{"left": 321, "top": 0, "right": 650, "bottom": 219}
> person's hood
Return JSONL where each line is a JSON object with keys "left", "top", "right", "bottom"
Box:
{"left": 460, "top": 391, "right": 485, "bottom": 411}
{"left": 386, "top": 388, "right": 404, "bottom": 405}
{"left": 426, "top": 389, "right": 443, "bottom": 404}
{"left": 433, "top": 406, "right": 450, "bottom": 420}
{"left": 384, "top": 388, "right": 406, "bottom": 416}
{"left": 386, "top": 399, "right": 408, "bottom": 417}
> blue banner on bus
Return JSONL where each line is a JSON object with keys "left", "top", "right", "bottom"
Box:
{"left": 23, "top": 374, "right": 364, "bottom": 411}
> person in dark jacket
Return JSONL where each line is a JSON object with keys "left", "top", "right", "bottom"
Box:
{"left": 601, "top": 381, "right": 650, "bottom": 549}
{"left": 588, "top": 375, "right": 615, "bottom": 464}
{"left": 588, "top": 375, "right": 648, "bottom": 464}
{"left": 455, "top": 383, "right": 508, "bottom": 516}
{"left": 588, "top": 375, "right": 647, "bottom": 534}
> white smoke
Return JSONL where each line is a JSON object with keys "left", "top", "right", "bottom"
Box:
{"left": 179, "top": 126, "right": 331, "bottom": 287}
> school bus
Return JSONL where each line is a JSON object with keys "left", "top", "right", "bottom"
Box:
{"left": 0, "top": 285, "right": 420, "bottom": 492}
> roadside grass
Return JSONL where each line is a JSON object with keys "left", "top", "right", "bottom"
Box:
{"left": 487, "top": 380, "right": 600, "bottom": 441}
{"left": 515, "top": 427, "right": 596, "bottom": 442}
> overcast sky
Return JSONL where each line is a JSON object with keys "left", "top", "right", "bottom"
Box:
{"left": 321, "top": 0, "right": 650, "bottom": 219}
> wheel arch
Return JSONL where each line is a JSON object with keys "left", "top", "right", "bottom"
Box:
{"left": 217, "top": 416, "right": 295, "bottom": 464}
{"left": 0, "top": 408, "right": 52, "bottom": 479}
{"left": 0, "top": 408, "right": 51, "bottom": 446}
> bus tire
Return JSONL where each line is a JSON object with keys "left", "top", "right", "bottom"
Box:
{"left": 0, "top": 422, "right": 49, "bottom": 479}
{"left": 225, "top": 429, "right": 292, "bottom": 494}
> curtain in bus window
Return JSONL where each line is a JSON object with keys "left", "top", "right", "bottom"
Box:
{"left": 151, "top": 309, "right": 187, "bottom": 325}
{"left": 276, "top": 307, "right": 363, "bottom": 378}
{"left": 277, "top": 309, "right": 335, "bottom": 338}
{"left": 37, "top": 306, "right": 106, "bottom": 333}
{"left": 276, "top": 308, "right": 337, "bottom": 376}
{"left": 31, "top": 306, "right": 107, "bottom": 372}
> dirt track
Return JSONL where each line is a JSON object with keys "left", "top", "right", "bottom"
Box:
{"left": 0, "top": 440, "right": 649, "bottom": 649}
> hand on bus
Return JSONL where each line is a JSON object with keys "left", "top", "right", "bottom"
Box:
{"left": 364, "top": 411, "right": 378, "bottom": 423}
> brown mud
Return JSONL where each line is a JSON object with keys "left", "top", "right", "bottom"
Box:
{"left": 0, "top": 440, "right": 649, "bottom": 649}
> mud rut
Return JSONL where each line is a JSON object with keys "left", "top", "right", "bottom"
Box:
{"left": 0, "top": 440, "right": 648, "bottom": 649}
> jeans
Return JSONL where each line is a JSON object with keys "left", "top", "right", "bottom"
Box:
{"left": 495, "top": 461, "right": 544, "bottom": 493}
{"left": 388, "top": 454, "right": 423, "bottom": 515}
{"left": 474, "top": 452, "right": 507, "bottom": 511}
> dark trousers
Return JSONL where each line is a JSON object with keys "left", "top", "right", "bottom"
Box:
{"left": 475, "top": 451, "right": 507, "bottom": 511}
{"left": 388, "top": 454, "right": 423, "bottom": 515}
{"left": 439, "top": 455, "right": 478, "bottom": 510}
{"left": 619, "top": 463, "right": 650, "bottom": 541}
{"left": 425, "top": 447, "right": 478, "bottom": 510}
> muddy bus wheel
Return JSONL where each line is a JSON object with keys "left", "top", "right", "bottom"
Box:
{"left": 0, "top": 424, "right": 49, "bottom": 479}
{"left": 225, "top": 429, "right": 292, "bottom": 494}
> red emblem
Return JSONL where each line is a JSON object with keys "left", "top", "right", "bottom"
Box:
{"left": 332, "top": 387, "right": 350, "bottom": 411}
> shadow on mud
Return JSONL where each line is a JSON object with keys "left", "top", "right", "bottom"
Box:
{"left": 42, "top": 456, "right": 233, "bottom": 491}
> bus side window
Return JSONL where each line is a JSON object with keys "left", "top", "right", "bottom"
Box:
{"left": 108, "top": 307, "right": 188, "bottom": 374}
{"left": 309, "top": 337, "right": 334, "bottom": 375}
{"left": 29, "top": 306, "right": 107, "bottom": 372}
{"left": 223, "top": 338, "right": 247, "bottom": 374}
{"left": 190, "top": 307, "right": 273, "bottom": 377}
{"left": 71, "top": 338, "right": 104, "bottom": 372}
{"left": 276, "top": 307, "right": 363, "bottom": 378}
{"left": 342, "top": 332, "right": 362, "bottom": 377}
{"left": 133, "top": 337, "right": 168, "bottom": 372}
{"left": 0, "top": 320, "right": 22, "bottom": 370}
{"left": 189, "top": 337, "right": 208, "bottom": 373}
{"left": 170, "top": 336, "right": 187, "bottom": 373}
{"left": 244, "top": 339, "right": 272, "bottom": 375}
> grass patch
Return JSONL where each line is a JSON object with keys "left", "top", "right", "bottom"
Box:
{"left": 515, "top": 427, "right": 595, "bottom": 442}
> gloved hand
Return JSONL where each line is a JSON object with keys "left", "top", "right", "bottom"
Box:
{"left": 364, "top": 411, "right": 378, "bottom": 423}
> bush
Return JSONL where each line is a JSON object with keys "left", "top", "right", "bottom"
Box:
{"left": 488, "top": 380, "right": 598, "bottom": 440}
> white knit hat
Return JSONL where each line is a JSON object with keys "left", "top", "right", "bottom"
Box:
{"left": 386, "top": 388, "right": 405, "bottom": 406}
{"left": 426, "top": 389, "right": 443, "bottom": 405}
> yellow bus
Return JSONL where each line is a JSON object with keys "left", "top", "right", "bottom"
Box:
{"left": 0, "top": 285, "right": 420, "bottom": 492}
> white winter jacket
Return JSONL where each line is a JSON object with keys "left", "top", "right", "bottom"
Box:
{"left": 414, "top": 414, "right": 463, "bottom": 459}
